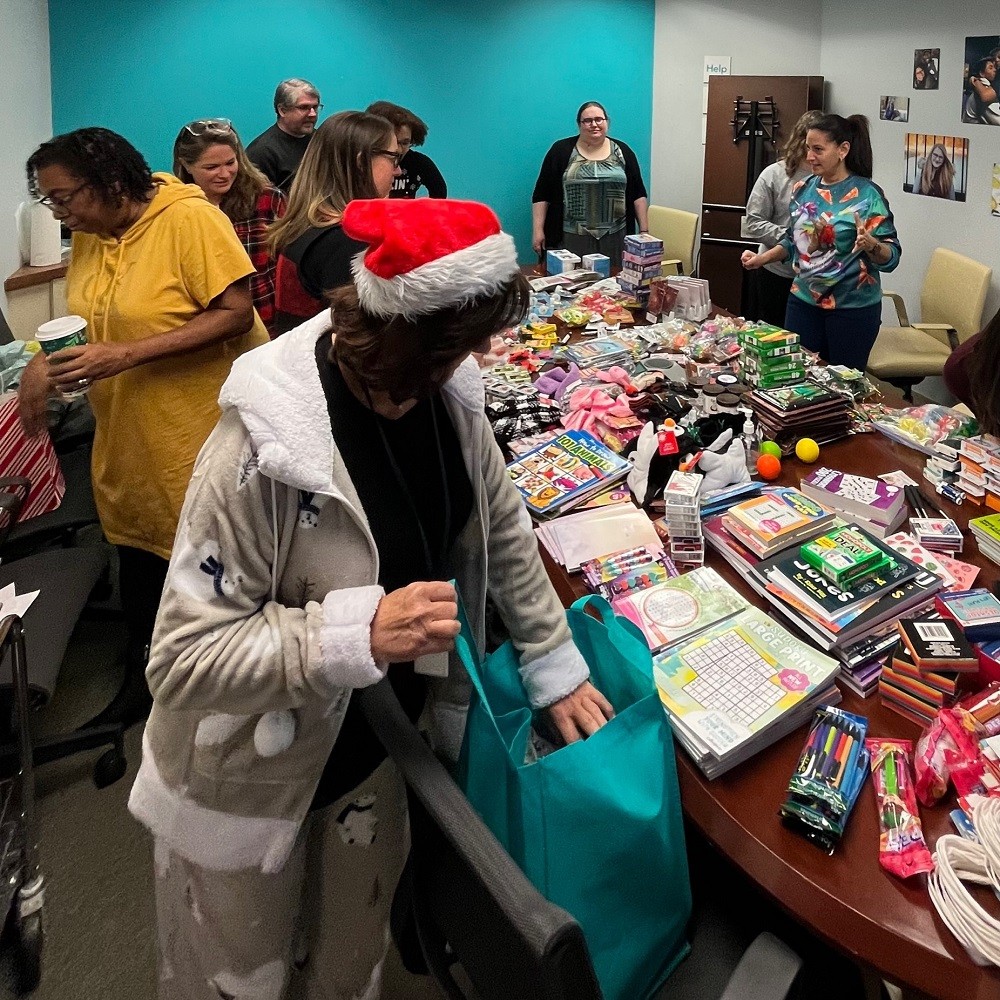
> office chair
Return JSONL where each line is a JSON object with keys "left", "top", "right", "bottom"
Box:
{"left": 866, "top": 248, "right": 992, "bottom": 401}
{"left": 0, "top": 482, "right": 126, "bottom": 788}
{"left": 647, "top": 206, "right": 700, "bottom": 276}
{"left": 357, "top": 679, "right": 804, "bottom": 1000}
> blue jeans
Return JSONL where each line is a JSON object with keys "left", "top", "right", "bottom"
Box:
{"left": 784, "top": 297, "right": 882, "bottom": 370}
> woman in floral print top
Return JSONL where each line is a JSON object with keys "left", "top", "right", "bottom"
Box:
{"left": 742, "top": 114, "right": 900, "bottom": 369}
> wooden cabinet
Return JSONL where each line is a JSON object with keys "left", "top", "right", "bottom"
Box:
{"left": 700, "top": 75, "right": 824, "bottom": 315}
{"left": 3, "top": 262, "right": 69, "bottom": 341}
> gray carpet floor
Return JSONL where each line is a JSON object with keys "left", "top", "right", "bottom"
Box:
{"left": 0, "top": 616, "right": 439, "bottom": 999}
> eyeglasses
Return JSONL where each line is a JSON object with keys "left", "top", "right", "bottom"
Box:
{"left": 184, "top": 118, "right": 233, "bottom": 136}
{"left": 36, "top": 182, "right": 90, "bottom": 210}
{"left": 293, "top": 103, "right": 323, "bottom": 114}
{"left": 580, "top": 116, "right": 607, "bottom": 126}
{"left": 373, "top": 149, "right": 403, "bottom": 167}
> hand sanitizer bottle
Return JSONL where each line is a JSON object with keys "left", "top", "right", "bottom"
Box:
{"left": 741, "top": 410, "right": 760, "bottom": 474}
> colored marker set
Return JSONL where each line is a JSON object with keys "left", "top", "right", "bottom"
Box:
{"left": 780, "top": 706, "right": 870, "bottom": 853}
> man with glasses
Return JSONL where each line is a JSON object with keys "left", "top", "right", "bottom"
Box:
{"left": 247, "top": 78, "right": 323, "bottom": 193}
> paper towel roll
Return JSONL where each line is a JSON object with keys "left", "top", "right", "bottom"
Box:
{"left": 29, "top": 202, "right": 62, "bottom": 266}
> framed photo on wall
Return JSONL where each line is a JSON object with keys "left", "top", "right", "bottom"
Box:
{"left": 963, "top": 36, "right": 1000, "bottom": 124}
{"left": 903, "top": 133, "right": 968, "bottom": 202}
{"left": 880, "top": 96, "right": 909, "bottom": 122}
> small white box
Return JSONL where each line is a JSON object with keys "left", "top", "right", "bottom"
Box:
{"left": 546, "top": 249, "right": 581, "bottom": 274}
{"left": 582, "top": 253, "right": 611, "bottom": 277}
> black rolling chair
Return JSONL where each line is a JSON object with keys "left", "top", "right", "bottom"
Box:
{"left": 0, "top": 483, "right": 126, "bottom": 788}
{"left": 357, "top": 679, "right": 804, "bottom": 1000}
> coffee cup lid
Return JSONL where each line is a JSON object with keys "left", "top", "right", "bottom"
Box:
{"left": 37, "top": 315, "right": 87, "bottom": 340}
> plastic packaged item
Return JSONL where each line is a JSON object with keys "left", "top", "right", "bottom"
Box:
{"left": 913, "top": 704, "right": 984, "bottom": 806}
{"left": 873, "top": 404, "right": 979, "bottom": 456}
{"left": 866, "top": 739, "right": 934, "bottom": 878}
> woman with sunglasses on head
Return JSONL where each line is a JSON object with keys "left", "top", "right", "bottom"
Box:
{"left": 18, "top": 127, "right": 267, "bottom": 725}
{"left": 531, "top": 101, "right": 649, "bottom": 262}
{"left": 173, "top": 119, "right": 287, "bottom": 332}
{"left": 269, "top": 111, "right": 401, "bottom": 334}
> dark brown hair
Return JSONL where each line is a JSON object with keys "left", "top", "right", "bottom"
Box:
{"left": 576, "top": 101, "right": 608, "bottom": 124}
{"left": 808, "top": 114, "right": 873, "bottom": 178}
{"left": 329, "top": 274, "right": 529, "bottom": 404}
{"left": 366, "top": 101, "right": 428, "bottom": 146}
{"left": 969, "top": 308, "right": 1000, "bottom": 435}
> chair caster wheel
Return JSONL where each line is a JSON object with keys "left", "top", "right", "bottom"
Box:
{"left": 93, "top": 748, "right": 127, "bottom": 789}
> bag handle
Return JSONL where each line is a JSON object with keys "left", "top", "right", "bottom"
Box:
{"left": 570, "top": 593, "right": 618, "bottom": 625}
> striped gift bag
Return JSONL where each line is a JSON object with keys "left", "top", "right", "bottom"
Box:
{"left": 0, "top": 392, "right": 65, "bottom": 521}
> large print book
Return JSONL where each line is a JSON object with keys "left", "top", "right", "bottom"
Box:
{"left": 612, "top": 566, "right": 750, "bottom": 652}
{"left": 506, "top": 429, "right": 630, "bottom": 519}
{"left": 799, "top": 468, "right": 905, "bottom": 526}
{"left": 653, "top": 607, "right": 841, "bottom": 776}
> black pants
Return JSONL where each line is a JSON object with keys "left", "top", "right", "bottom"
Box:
{"left": 117, "top": 545, "right": 169, "bottom": 675}
{"left": 746, "top": 267, "right": 793, "bottom": 327}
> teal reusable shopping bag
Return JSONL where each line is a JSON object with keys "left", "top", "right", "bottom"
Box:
{"left": 456, "top": 594, "right": 692, "bottom": 1000}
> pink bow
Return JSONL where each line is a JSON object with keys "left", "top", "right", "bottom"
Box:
{"left": 562, "top": 386, "right": 634, "bottom": 435}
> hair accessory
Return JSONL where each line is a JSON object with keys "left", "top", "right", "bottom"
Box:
{"left": 342, "top": 199, "right": 519, "bottom": 320}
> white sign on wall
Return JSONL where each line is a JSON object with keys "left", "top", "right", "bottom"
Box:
{"left": 703, "top": 56, "right": 731, "bottom": 83}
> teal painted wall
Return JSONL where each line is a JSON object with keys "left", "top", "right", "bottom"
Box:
{"left": 49, "top": 0, "right": 655, "bottom": 259}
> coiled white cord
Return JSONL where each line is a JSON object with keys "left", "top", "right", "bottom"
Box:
{"left": 928, "top": 798, "right": 1000, "bottom": 966}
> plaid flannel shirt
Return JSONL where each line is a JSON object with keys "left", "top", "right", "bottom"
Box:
{"left": 234, "top": 188, "right": 286, "bottom": 329}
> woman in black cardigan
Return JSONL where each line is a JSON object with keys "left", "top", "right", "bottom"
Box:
{"left": 531, "top": 101, "right": 649, "bottom": 262}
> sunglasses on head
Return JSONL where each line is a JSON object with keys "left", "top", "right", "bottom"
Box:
{"left": 184, "top": 118, "right": 233, "bottom": 137}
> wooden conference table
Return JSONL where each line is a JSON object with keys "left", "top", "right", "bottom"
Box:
{"left": 540, "top": 417, "right": 1000, "bottom": 999}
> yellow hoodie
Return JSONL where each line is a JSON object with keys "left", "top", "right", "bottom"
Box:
{"left": 67, "top": 173, "right": 268, "bottom": 559}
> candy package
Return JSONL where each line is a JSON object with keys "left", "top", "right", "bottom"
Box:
{"left": 873, "top": 404, "right": 979, "bottom": 456}
{"left": 866, "top": 739, "right": 934, "bottom": 879}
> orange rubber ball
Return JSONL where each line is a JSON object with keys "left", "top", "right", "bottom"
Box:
{"left": 756, "top": 453, "right": 782, "bottom": 481}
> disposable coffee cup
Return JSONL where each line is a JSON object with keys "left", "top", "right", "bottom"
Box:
{"left": 36, "top": 315, "right": 90, "bottom": 399}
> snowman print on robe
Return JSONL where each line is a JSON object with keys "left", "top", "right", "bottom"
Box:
{"left": 297, "top": 490, "right": 330, "bottom": 529}
{"left": 167, "top": 534, "right": 245, "bottom": 605}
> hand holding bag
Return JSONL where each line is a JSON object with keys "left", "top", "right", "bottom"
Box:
{"left": 456, "top": 593, "right": 691, "bottom": 1000}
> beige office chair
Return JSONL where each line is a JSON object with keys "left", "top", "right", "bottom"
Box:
{"left": 647, "top": 205, "right": 699, "bottom": 275}
{"left": 867, "top": 247, "right": 992, "bottom": 401}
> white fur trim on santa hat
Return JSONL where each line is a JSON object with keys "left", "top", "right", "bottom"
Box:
{"left": 351, "top": 231, "right": 518, "bottom": 320}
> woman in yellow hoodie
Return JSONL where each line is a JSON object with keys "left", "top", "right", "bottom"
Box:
{"left": 20, "top": 128, "right": 268, "bottom": 722}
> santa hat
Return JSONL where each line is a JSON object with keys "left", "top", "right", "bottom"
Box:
{"left": 342, "top": 198, "right": 518, "bottom": 320}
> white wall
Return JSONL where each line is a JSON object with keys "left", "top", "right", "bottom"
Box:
{"left": 0, "top": 0, "right": 53, "bottom": 314}
{"left": 821, "top": 0, "right": 1000, "bottom": 326}
{"left": 650, "top": 0, "right": 823, "bottom": 218}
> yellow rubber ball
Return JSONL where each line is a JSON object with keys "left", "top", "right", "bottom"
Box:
{"left": 759, "top": 440, "right": 782, "bottom": 459}
{"left": 756, "top": 453, "right": 782, "bottom": 480}
{"left": 795, "top": 437, "right": 820, "bottom": 463}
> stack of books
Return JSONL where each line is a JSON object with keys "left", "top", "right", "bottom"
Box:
{"left": 719, "top": 488, "right": 837, "bottom": 559}
{"left": 661, "top": 470, "right": 705, "bottom": 568}
{"left": 879, "top": 625, "right": 979, "bottom": 727}
{"left": 799, "top": 467, "right": 907, "bottom": 539}
{"left": 653, "top": 606, "right": 841, "bottom": 778}
{"left": 738, "top": 325, "right": 805, "bottom": 389}
{"left": 617, "top": 234, "right": 664, "bottom": 303}
{"left": 935, "top": 589, "right": 1000, "bottom": 642}
{"left": 970, "top": 512, "right": 1000, "bottom": 565}
{"left": 924, "top": 437, "right": 963, "bottom": 490}
{"left": 505, "top": 429, "right": 630, "bottom": 520}
{"left": 534, "top": 505, "right": 663, "bottom": 572}
{"left": 745, "top": 382, "right": 851, "bottom": 456}
{"left": 749, "top": 527, "right": 944, "bottom": 697}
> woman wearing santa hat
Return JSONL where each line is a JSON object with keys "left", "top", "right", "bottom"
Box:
{"left": 129, "top": 197, "right": 613, "bottom": 999}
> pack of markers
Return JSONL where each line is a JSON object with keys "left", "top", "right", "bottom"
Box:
{"left": 779, "top": 706, "right": 870, "bottom": 853}
{"left": 579, "top": 545, "right": 679, "bottom": 602}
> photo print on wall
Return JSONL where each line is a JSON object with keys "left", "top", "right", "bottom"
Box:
{"left": 880, "top": 96, "right": 909, "bottom": 122}
{"left": 991, "top": 164, "right": 1000, "bottom": 215}
{"left": 963, "top": 36, "right": 1000, "bottom": 125}
{"left": 914, "top": 48, "right": 940, "bottom": 89}
{"left": 903, "top": 133, "right": 968, "bottom": 202}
